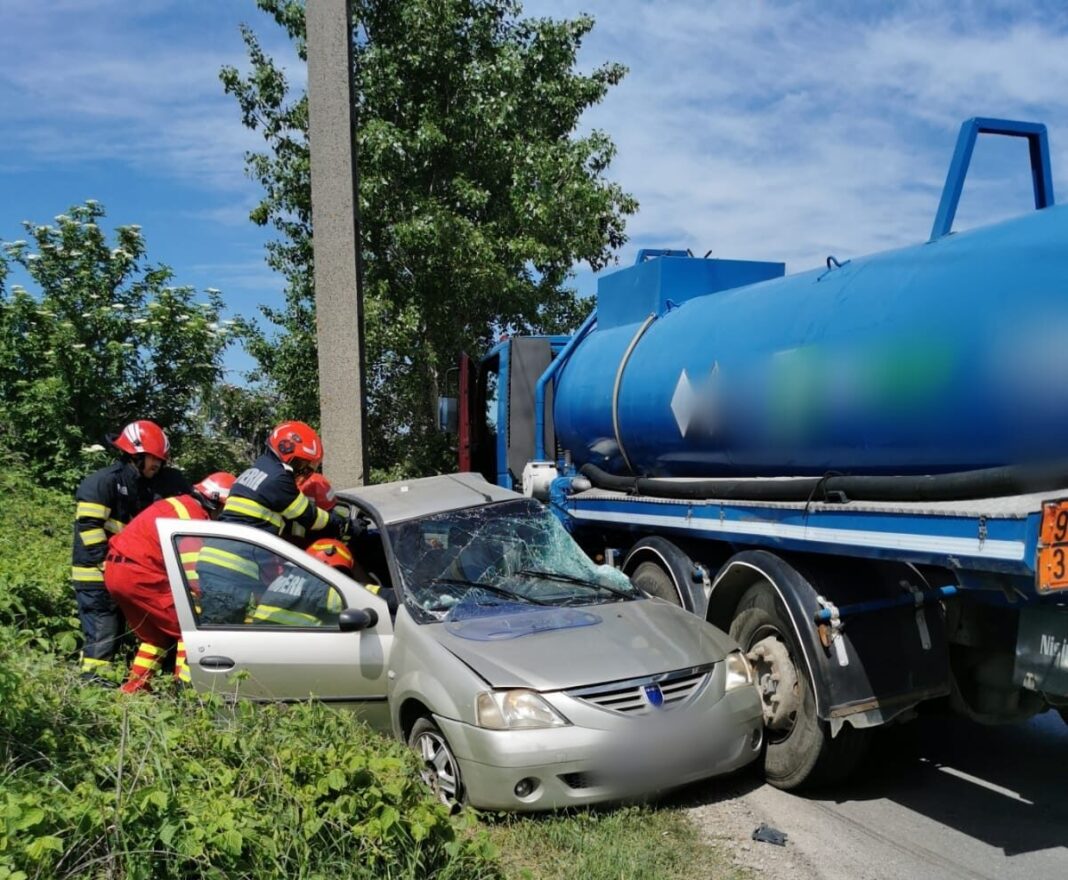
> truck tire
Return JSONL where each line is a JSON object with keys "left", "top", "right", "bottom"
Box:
{"left": 730, "top": 582, "right": 867, "bottom": 790}
{"left": 624, "top": 537, "right": 706, "bottom": 613}
{"left": 631, "top": 560, "right": 684, "bottom": 606}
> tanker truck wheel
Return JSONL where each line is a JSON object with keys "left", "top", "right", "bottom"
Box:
{"left": 630, "top": 561, "right": 684, "bottom": 606}
{"left": 730, "top": 582, "right": 867, "bottom": 790}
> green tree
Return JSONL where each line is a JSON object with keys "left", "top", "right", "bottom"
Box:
{"left": 0, "top": 202, "right": 231, "bottom": 488}
{"left": 222, "top": 0, "right": 636, "bottom": 477}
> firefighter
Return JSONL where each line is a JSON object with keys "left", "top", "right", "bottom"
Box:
{"left": 249, "top": 537, "right": 353, "bottom": 626}
{"left": 218, "top": 420, "right": 346, "bottom": 539}
{"left": 103, "top": 471, "right": 236, "bottom": 694}
{"left": 71, "top": 419, "right": 192, "bottom": 682}
{"left": 199, "top": 421, "right": 348, "bottom": 624}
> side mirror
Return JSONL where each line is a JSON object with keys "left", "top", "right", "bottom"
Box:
{"left": 437, "top": 396, "right": 458, "bottom": 433}
{"left": 339, "top": 607, "right": 379, "bottom": 632}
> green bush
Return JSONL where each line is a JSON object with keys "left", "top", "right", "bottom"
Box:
{"left": 0, "top": 645, "right": 501, "bottom": 880}
{"left": 0, "top": 456, "right": 502, "bottom": 879}
{"left": 0, "top": 449, "right": 79, "bottom": 650}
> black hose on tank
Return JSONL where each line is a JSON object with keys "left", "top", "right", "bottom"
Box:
{"left": 579, "top": 461, "right": 1068, "bottom": 503}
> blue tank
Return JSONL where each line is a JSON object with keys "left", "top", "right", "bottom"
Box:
{"left": 553, "top": 192, "right": 1068, "bottom": 478}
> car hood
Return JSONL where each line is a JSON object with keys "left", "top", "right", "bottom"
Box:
{"left": 431, "top": 599, "right": 736, "bottom": 690}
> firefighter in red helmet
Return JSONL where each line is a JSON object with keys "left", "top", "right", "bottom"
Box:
{"left": 202, "top": 421, "right": 348, "bottom": 625}
{"left": 219, "top": 420, "right": 346, "bottom": 539}
{"left": 71, "top": 419, "right": 192, "bottom": 683}
{"left": 104, "top": 472, "right": 236, "bottom": 693}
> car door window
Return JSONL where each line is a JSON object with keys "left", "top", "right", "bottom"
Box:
{"left": 181, "top": 535, "right": 344, "bottom": 628}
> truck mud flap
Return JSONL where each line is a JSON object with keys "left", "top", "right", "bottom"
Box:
{"left": 1014, "top": 605, "right": 1068, "bottom": 698}
{"left": 711, "top": 550, "right": 951, "bottom": 726}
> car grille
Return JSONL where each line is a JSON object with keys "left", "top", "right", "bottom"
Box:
{"left": 565, "top": 665, "right": 712, "bottom": 715}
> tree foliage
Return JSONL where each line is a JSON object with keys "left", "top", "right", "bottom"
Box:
{"left": 222, "top": 0, "right": 636, "bottom": 476}
{"left": 0, "top": 203, "right": 231, "bottom": 488}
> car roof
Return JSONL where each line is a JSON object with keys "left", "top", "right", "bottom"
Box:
{"left": 335, "top": 472, "right": 525, "bottom": 525}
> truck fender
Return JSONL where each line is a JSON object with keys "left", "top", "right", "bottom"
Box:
{"left": 707, "top": 549, "right": 949, "bottom": 725}
{"left": 707, "top": 550, "right": 830, "bottom": 718}
{"left": 623, "top": 536, "right": 706, "bottom": 615}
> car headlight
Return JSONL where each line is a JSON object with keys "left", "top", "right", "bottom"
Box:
{"left": 724, "top": 650, "right": 756, "bottom": 691}
{"left": 476, "top": 689, "right": 569, "bottom": 729}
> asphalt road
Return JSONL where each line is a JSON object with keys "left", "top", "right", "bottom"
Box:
{"left": 685, "top": 709, "right": 1068, "bottom": 880}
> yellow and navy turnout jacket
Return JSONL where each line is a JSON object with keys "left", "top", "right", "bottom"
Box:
{"left": 249, "top": 565, "right": 344, "bottom": 627}
{"left": 219, "top": 450, "right": 339, "bottom": 537}
{"left": 71, "top": 461, "right": 192, "bottom": 587}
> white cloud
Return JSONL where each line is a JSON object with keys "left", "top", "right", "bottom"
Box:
{"left": 0, "top": 0, "right": 302, "bottom": 191}
{"left": 528, "top": 0, "right": 1068, "bottom": 273}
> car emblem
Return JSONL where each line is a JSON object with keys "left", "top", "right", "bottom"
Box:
{"left": 643, "top": 684, "right": 665, "bottom": 709}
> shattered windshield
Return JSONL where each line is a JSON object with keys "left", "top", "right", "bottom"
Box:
{"left": 388, "top": 499, "right": 637, "bottom": 621}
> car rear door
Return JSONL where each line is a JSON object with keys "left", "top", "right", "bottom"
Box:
{"left": 158, "top": 519, "right": 392, "bottom": 723}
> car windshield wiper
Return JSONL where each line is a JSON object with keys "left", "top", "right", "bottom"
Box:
{"left": 516, "top": 568, "right": 634, "bottom": 600}
{"left": 428, "top": 577, "right": 553, "bottom": 606}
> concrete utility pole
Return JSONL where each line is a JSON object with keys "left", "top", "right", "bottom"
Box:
{"left": 306, "top": 0, "right": 368, "bottom": 487}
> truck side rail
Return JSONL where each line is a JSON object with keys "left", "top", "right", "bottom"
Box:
{"left": 562, "top": 488, "right": 1053, "bottom": 583}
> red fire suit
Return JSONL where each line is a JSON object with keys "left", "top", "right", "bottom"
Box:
{"left": 104, "top": 494, "right": 206, "bottom": 690}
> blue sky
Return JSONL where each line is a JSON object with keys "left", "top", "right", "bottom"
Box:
{"left": 4, "top": 1, "right": 1068, "bottom": 376}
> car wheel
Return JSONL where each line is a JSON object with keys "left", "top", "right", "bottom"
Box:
{"left": 630, "top": 560, "right": 682, "bottom": 606}
{"left": 730, "top": 583, "right": 867, "bottom": 790}
{"left": 409, "top": 717, "right": 465, "bottom": 809}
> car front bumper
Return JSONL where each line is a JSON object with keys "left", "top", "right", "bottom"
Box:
{"left": 436, "top": 685, "right": 764, "bottom": 811}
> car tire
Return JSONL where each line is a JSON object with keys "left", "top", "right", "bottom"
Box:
{"left": 409, "top": 717, "right": 466, "bottom": 810}
{"left": 730, "top": 583, "right": 868, "bottom": 790}
{"left": 631, "top": 560, "right": 683, "bottom": 606}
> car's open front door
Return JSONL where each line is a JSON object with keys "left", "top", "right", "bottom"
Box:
{"left": 158, "top": 519, "right": 392, "bottom": 723}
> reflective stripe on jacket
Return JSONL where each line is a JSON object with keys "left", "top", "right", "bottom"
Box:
{"left": 249, "top": 567, "right": 344, "bottom": 626}
{"left": 220, "top": 451, "right": 332, "bottom": 538}
{"left": 72, "top": 460, "right": 192, "bottom": 582}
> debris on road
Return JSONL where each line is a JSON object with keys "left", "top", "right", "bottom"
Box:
{"left": 752, "top": 823, "right": 789, "bottom": 847}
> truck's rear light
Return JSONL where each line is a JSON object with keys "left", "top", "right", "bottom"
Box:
{"left": 1037, "top": 499, "right": 1068, "bottom": 593}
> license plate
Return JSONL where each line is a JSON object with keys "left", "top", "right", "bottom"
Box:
{"left": 1014, "top": 606, "right": 1068, "bottom": 697}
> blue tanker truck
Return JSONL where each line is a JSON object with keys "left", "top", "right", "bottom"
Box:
{"left": 445, "top": 118, "right": 1068, "bottom": 789}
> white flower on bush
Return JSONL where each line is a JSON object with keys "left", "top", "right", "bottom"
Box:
{"left": 132, "top": 317, "right": 148, "bottom": 325}
{"left": 81, "top": 443, "right": 105, "bottom": 453}
{"left": 72, "top": 343, "right": 86, "bottom": 349}
{"left": 112, "top": 303, "right": 127, "bottom": 310}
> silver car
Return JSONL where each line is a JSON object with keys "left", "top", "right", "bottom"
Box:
{"left": 159, "top": 473, "right": 764, "bottom": 811}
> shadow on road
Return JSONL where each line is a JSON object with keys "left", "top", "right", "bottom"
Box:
{"left": 812, "top": 709, "right": 1068, "bottom": 858}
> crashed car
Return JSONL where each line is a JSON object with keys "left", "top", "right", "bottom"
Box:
{"left": 159, "top": 473, "right": 764, "bottom": 811}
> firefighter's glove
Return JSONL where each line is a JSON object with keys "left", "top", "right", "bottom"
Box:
{"left": 346, "top": 508, "right": 370, "bottom": 539}
{"left": 328, "top": 509, "right": 350, "bottom": 539}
